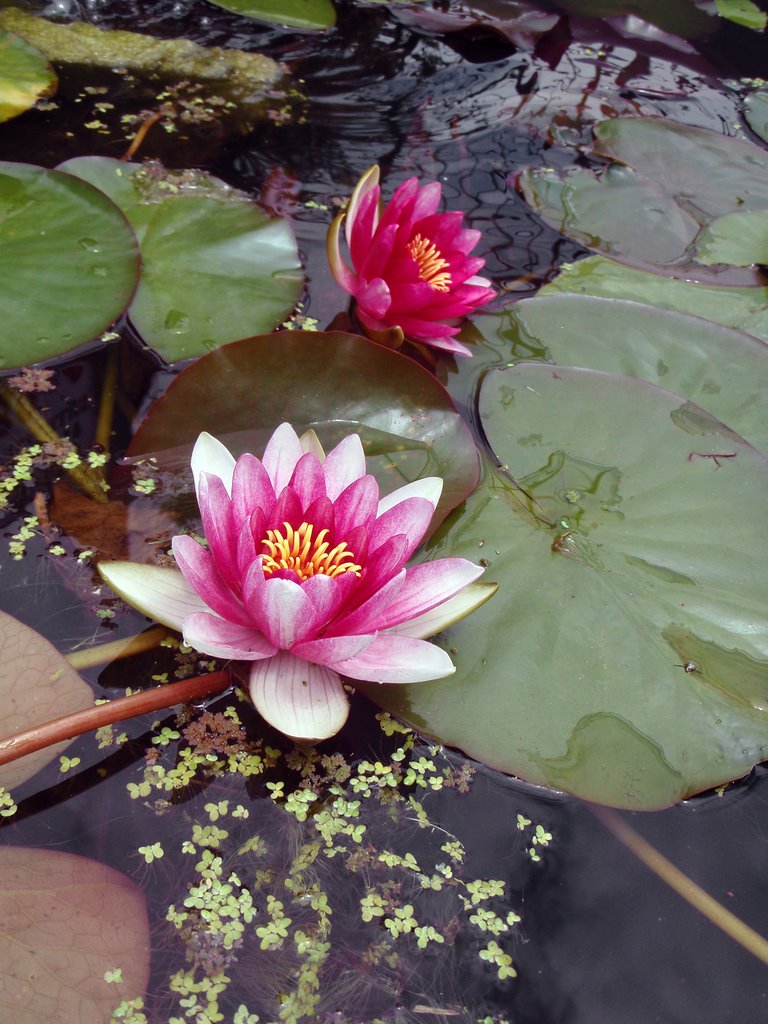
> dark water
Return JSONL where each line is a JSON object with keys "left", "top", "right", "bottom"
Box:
{"left": 1, "top": 1, "right": 767, "bottom": 1021}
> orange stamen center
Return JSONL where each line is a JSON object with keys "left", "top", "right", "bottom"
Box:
{"left": 407, "top": 233, "right": 452, "bottom": 292}
{"left": 260, "top": 521, "right": 362, "bottom": 581}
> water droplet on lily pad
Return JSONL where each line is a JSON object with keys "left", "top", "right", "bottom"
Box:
{"left": 77, "top": 237, "right": 101, "bottom": 252}
{"left": 163, "top": 309, "right": 191, "bottom": 334}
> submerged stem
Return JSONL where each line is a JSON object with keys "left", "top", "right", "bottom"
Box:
{"left": 93, "top": 345, "right": 119, "bottom": 471}
{"left": 66, "top": 625, "right": 169, "bottom": 670}
{"left": 0, "top": 670, "right": 231, "bottom": 768}
{"left": 591, "top": 803, "right": 768, "bottom": 967}
{"left": 0, "top": 383, "right": 109, "bottom": 503}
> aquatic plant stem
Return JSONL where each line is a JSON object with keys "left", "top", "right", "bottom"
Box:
{"left": 122, "top": 111, "right": 163, "bottom": 160}
{"left": 93, "top": 344, "right": 119, "bottom": 470}
{"left": 0, "top": 383, "right": 108, "bottom": 503}
{"left": 590, "top": 803, "right": 768, "bottom": 967}
{"left": 66, "top": 625, "right": 169, "bottom": 670}
{"left": 0, "top": 670, "right": 231, "bottom": 768}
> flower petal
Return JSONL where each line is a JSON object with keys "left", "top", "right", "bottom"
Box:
{"left": 299, "top": 428, "right": 326, "bottom": 461}
{"left": 191, "top": 432, "right": 235, "bottom": 495}
{"left": 345, "top": 165, "right": 380, "bottom": 246}
{"left": 292, "top": 632, "right": 377, "bottom": 665}
{"left": 330, "top": 635, "right": 455, "bottom": 683}
{"left": 322, "top": 433, "right": 366, "bottom": 501}
{"left": 182, "top": 611, "right": 277, "bottom": 660}
{"left": 231, "top": 453, "right": 275, "bottom": 531}
{"left": 333, "top": 559, "right": 483, "bottom": 635}
{"left": 327, "top": 211, "right": 358, "bottom": 295}
{"left": 386, "top": 581, "right": 498, "bottom": 638}
{"left": 262, "top": 422, "right": 305, "bottom": 494}
{"left": 251, "top": 577, "right": 321, "bottom": 648}
{"left": 172, "top": 535, "right": 251, "bottom": 626}
{"left": 198, "top": 472, "right": 238, "bottom": 584}
{"left": 249, "top": 652, "right": 349, "bottom": 740}
{"left": 357, "top": 277, "right": 392, "bottom": 319}
{"left": 367, "top": 496, "right": 436, "bottom": 562}
{"left": 333, "top": 474, "right": 379, "bottom": 538}
{"left": 377, "top": 477, "right": 443, "bottom": 517}
{"left": 98, "top": 562, "right": 208, "bottom": 631}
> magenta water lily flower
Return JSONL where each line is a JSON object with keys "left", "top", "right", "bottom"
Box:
{"left": 327, "top": 166, "right": 496, "bottom": 357}
{"left": 99, "top": 425, "right": 495, "bottom": 742}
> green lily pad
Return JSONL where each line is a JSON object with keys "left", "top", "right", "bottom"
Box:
{"left": 205, "top": 0, "right": 336, "bottom": 29}
{"left": 744, "top": 89, "right": 768, "bottom": 144}
{"left": 517, "top": 164, "right": 700, "bottom": 266}
{"left": 518, "top": 118, "right": 768, "bottom": 271}
{"left": 0, "top": 30, "right": 56, "bottom": 123}
{"left": 695, "top": 209, "right": 768, "bottom": 266}
{"left": 364, "top": 363, "right": 768, "bottom": 809}
{"left": 128, "top": 330, "right": 479, "bottom": 531}
{"left": 58, "top": 156, "right": 303, "bottom": 364}
{"left": 476, "top": 295, "right": 768, "bottom": 453}
{"left": 714, "top": 0, "right": 767, "bottom": 30}
{"left": 0, "top": 162, "right": 139, "bottom": 370}
{"left": 0, "top": 847, "right": 150, "bottom": 1023}
{"left": 592, "top": 117, "right": 768, "bottom": 220}
{"left": 540, "top": 255, "right": 768, "bottom": 342}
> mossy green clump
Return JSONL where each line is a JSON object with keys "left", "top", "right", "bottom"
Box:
{"left": 0, "top": 8, "right": 287, "bottom": 114}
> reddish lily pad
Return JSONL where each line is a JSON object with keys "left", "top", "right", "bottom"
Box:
{"left": 0, "top": 162, "right": 139, "bottom": 370}
{"left": 0, "top": 847, "right": 150, "bottom": 1023}
{"left": 0, "top": 610, "right": 94, "bottom": 791}
{"left": 364, "top": 363, "right": 768, "bottom": 810}
{"left": 128, "top": 331, "right": 479, "bottom": 532}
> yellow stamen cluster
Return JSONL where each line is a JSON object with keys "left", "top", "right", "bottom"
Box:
{"left": 407, "top": 233, "right": 452, "bottom": 292}
{"left": 260, "top": 521, "right": 362, "bottom": 580}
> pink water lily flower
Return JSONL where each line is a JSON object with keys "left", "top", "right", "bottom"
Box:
{"left": 327, "top": 166, "right": 496, "bottom": 357}
{"left": 99, "top": 425, "right": 495, "bottom": 742}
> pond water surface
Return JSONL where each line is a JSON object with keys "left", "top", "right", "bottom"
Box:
{"left": 0, "top": 1, "right": 767, "bottom": 1022}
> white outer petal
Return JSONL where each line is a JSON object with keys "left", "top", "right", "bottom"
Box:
{"left": 248, "top": 652, "right": 349, "bottom": 741}
{"left": 191, "top": 432, "right": 236, "bottom": 495}
{"left": 345, "top": 164, "right": 380, "bottom": 246}
{"left": 98, "top": 562, "right": 209, "bottom": 631}
{"left": 386, "top": 581, "right": 499, "bottom": 639}
{"left": 299, "top": 428, "right": 326, "bottom": 462}
{"left": 377, "top": 476, "right": 443, "bottom": 517}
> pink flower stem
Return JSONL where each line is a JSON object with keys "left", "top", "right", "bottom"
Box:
{"left": 0, "top": 670, "right": 232, "bottom": 769}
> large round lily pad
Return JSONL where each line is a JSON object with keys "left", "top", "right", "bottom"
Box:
{"left": 0, "top": 30, "right": 56, "bottom": 123}
{"left": 477, "top": 295, "right": 768, "bottom": 454}
{"left": 128, "top": 330, "right": 479, "bottom": 531}
{"left": 59, "top": 156, "right": 303, "bottom": 364}
{"left": 540, "top": 255, "right": 768, "bottom": 342}
{"left": 363, "top": 363, "right": 768, "bottom": 810}
{"left": 0, "top": 162, "right": 139, "bottom": 369}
